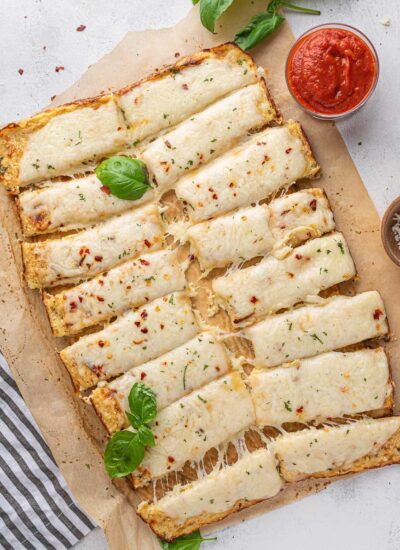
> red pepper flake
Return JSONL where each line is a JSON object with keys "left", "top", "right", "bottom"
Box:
{"left": 140, "top": 372, "right": 147, "bottom": 380}
{"left": 76, "top": 24, "right": 86, "bottom": 32}
{"left": 141, "top": 310, "right": 148, "bottom": 319}
{"left": 134, "top": 321, "right": 141, "bottom": 327}
{"left": 287, "top": 272, "right": 295, "bottom": 278}
{"left": 100, "top": 185, "right": 111, "bottom": 195}
{"left": 98, "top": 340, "right": 105, "bottom": 348}
{"left": 373, "top": 309, "right": 383, "bottom": 320}
{"left": 141, "top": 328, "right": 149, "bottom": 334}
{"left": 160, "top": 323, "right": 165, "bottom": 330}
{"left": 97, "top": 296, "right": 105, "bottom": 302}
{"left": 261, "top": 155, "right": 270, "bottom": 165}
{"left": 50, "top": 95, "right": 56, "bottom": 101}
{"left": 250, "top": 296, "right": 258, "bottom": 304}
{"left": 144, "top": 239, "right": 151, "bottom": 248}
{"left": 94, "top": 255, "right": 103, "bottom": 262}
{"left": 281, "top": 209, "right": 290, "bottom": 216}
{"left": 285, "top": 147, "right": 292, "bottom": 154}
{"left": 295, "top": 254, "right": 303, "bottom": 260}
{"left": 78, "top": 296, "right": 83, "bottom": 303}
{"left": 296, "top": 406, "right": 304, "bottom": 414}
{"left": 18, "top": 68, "right": 24, "bottom": 76}
{"left": 164, "top": 140, "right": 172, "bottom": 149}
{"left": 188, "top": 254, "right": 195, "bottom": 261}
{"left": 167, "top": 456, "right": 175, "bottom": 463}
{"left": 309, "top": 199, "right": 317, "bottom": 211}
{"left": 92, "top": 365, "right": 103, "bottom": 377}
{"left": 229, "top": 182, "right": 235, "bottom": 188}
{"left": 69, "top": 301, "right": 77, "bottom": 310}
{"left": 212, "top": 193, "right": 218, "bottom": 200}
{"left": 140, "top": 258, "right": 150, "bottom": 266}
{"left": 174, "top": 52, "right": 180, "bottom": 58}
{"left": 182, "top": 83, "right": 189, "bottom": 90}
{"left": 55, "top": 66, "right": 65, "bottom": 73}
{"left": 98, "top": 279, "right": 104, "bottom": 286}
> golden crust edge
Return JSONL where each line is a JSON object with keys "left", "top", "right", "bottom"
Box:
{"left": 59, "top": 347, "right": 99, "bottom": 390}
{"left": 286, "top": 119, "right": 321, "bottom": 179}
{"left": 90, "top": 386, "right": 127, "bottom": 434}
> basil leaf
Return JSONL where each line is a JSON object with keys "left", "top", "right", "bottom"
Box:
{"left": 199, "top": 0, "right": 235, "bottom": 33}
{"left": 104, "top": 431, "right": 144, "bottom": 478}
{"left": 159, "top": 530, "right": 217, "bottom": 550}
{"left": 126, "top": 410, "right": 140, "bottom": 430}
{"left": 138, "top": 425, "right": 155, "bottom": 447}
{"left": 192, "top": 0, "right": 200, "bottom": 4}
{"left": 128, "top": 382, "right": 157, "bottom": 426}
{"left": 279, "top": 1, "right": 320, "bottom": 15}
{"left": 235, "top": 11, "right": 284, "bottom": 50}
{"left": 95, "top": 156, "right": 151, "bottom": 201}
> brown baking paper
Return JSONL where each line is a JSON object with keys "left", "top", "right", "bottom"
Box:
{"left": 1, "top": 1, "right": 400, "bottom": 548}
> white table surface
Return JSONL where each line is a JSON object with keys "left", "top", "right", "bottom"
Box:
{"left": 1, "top": 1, "right": 399, "bottom": 549}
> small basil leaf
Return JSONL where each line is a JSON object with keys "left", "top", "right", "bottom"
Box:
{"left": 235, "top": 11, "right": 284, "bottom": 50}
{"left": 104, "top": 431, "right": 144, "bottom": 478}
{"left": 95, "top": 156, "right": 151, "bottom": 201}
{"left": 199, "top": 0, "right": 235, "bottom": 33}
{"left": 138, "top": 425, "right": 155, "bottom": 447}
{"left": 159, "top": 530, "right": 217, "bottom": 550}
{"left": 128, "top": 382, "right": 157, "bottom": 426}
{"left": 192, "top": 0, "right": 200, "bottom": 4}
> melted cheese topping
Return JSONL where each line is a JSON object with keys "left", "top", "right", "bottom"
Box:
{"left": 19, "top": 98, "right": 127, "bottom": 185}
{"left": 186, "top": 189, "right": 334, "bottom": 270}
{"left": 213, "top": 232, "right": 355, "bottom": 324}
{"left": 18, "top": 173, "right": 154, "bottom": 236}
{"left": 250, "top": 348, "right": 391, "bottom": 426}
{"left": 134, "top": 372, "right": 255, "bottom": 482}
{"left": 60, "top": 291, "right": 198, "bottom": 385}
{"left": 139, "top": 448, "right": 282, "bottom": 523}
{"left": 23, "top": 204, "right": 163, "bottom": 288}
{"left": 269, "top": 188, "right": 335, "bottom": 249}
{"left": 274, "top": 417, "right": 400, "bottom": 481}
{"left": 118, "top": 48, "right": 257, "bottom": 142}
{"left": 46, "top": 249, "right": 185, "bottom": 336}
{"left": 142, "top": 82, "right": 276, "bottom": 193}
{"left": 175, "top": 124, "right": 312, "bottom": 223}
{"left": 107, "top": 332, "right": 230, "bottom": 413}
{"left": 187, "top": 204, "right": 274, "bottom": 270}
{"left": 245, "top": 291, "right": 388, "bottom": 368}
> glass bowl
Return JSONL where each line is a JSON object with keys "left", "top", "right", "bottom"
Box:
{"left": 285, "top": 23, "right": 380, "bottom": 120}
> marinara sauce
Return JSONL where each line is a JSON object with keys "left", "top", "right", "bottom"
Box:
{"left": 286, "top": 26, "right": 378, "bottom": 116}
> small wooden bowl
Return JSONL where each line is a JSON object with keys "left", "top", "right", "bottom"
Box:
{"left": 381, "top": 196, "right": 400, "bottom": 266}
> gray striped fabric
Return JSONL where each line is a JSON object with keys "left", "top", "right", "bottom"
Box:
{"left": 0, "top": 353, "right": 95, "bottom": 549}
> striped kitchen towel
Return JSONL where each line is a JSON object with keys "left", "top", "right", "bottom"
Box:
{"left": 0, "top": 353, "right": 95, "bottom": 549}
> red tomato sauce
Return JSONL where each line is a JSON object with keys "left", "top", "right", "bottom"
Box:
{"left": 286, "top": 27, "right": 377, "bottom": 115}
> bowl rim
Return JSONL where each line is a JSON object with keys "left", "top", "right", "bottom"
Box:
{"left": 381, "top": 196, "right": 400, "bottom": 267}
{"left": 285, "top": 22, "right": 380, "bottom": 120}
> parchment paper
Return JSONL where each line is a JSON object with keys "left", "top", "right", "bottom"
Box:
{"left": 1, "top": 1, "right": 400, "bottom": 548}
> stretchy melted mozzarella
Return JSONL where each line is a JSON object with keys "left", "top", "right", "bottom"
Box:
{"left": 60, "top": 291, "right": 198, "bottom": 389}
{"left": 137, "top": 448, "right": 282, "bottom": 539}
{"left": 175, "top": 122, "right": 319, "bottom": 222}
{"left": 19, "top": 97, "right": 127, "bottom": 186}
{"left": 22, "top": 204, "right": 163, "bottom": 288}
{"left": 213, "top": 232, "right": 355, "bottom": 325}
{"left": 117, "top": 44, "right": 258, "bottom": 142}
{"left": 44, "top": 249, "right": 185, "bottom": 336}
{"left": 91, "top": 332, "right": 230, "bottom": 433}
{"left": 17, "top": 172, "right": 154, "bottom": 236}
{"left": 187, "top": 188, "right": 334, "bottom": 270}
{"left": 245, "top": 291, "right": 388, "bottom": 368}
{"left": 142, "top": 82, "right": 278, "bottom": 193}
{"left": 274, "top": 417, "right": 400, "bottom": 482}
{"left": 249, "top": 348, "right": 392, "bottom": 426}
{"left": 133, "top": 372, "right": 255, "bottom": 486}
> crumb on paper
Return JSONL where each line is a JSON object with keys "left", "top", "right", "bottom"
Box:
{"left": 76, "top": 24, "right": 86, "bottom": 32}
{"left": 380, "top": 16, "right": 391, "bottom": 26}
{"left": 55, "top": 66, "right": 65, "bottom": 73}
{"left": 18, "top": 68, "right": 24, "bottom": 75}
